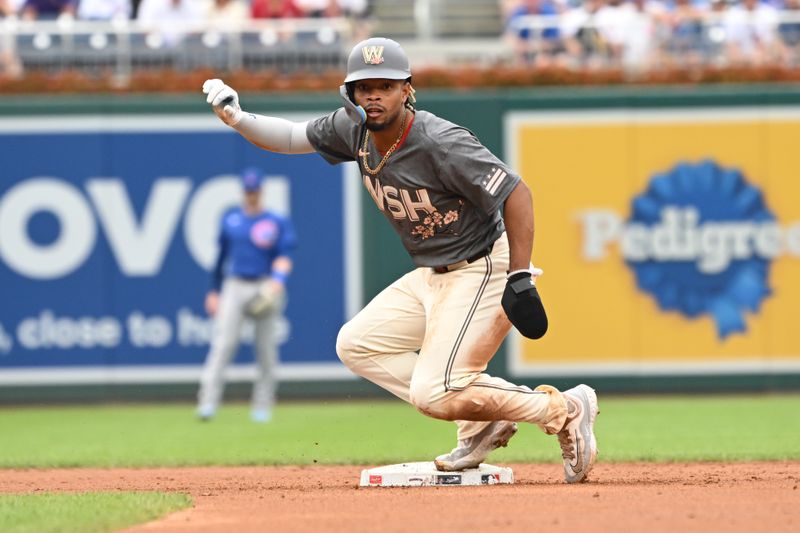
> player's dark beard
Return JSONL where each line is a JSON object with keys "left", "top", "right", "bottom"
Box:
{"left": 365, "top": 107, "right": 403, "bottom": 132}
{"left": 365, "top": 120, "right": 387, "bottom": 132}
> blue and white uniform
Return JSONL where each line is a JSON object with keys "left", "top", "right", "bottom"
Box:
{"left": 211, "top": 208, "right": 295, "bottom": 291}
{"left": 197, "top": 204, "right": 296, "bottom": 422}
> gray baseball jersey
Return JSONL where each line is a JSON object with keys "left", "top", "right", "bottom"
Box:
{"left": 306, "top": 109, "right": 521, "bottom": 267}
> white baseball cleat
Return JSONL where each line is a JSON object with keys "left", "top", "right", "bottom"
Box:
{"left": 251, "top": 408, "right": 272, "bottom": 423}
{"left": 434, "top": 420, "right": 518, "bottom": 471}
{"left": 557, "top": 384, "right": 599, "bottom": 483}
{"left": 196, "top": 405, "right": 216, "bottom": 422}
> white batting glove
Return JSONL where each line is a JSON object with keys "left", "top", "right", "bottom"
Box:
{"left": 202, "top": 79, "right": 243, "bottom": 126}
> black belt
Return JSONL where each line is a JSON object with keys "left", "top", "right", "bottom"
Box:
{"left": 432, "top": 244, "right": 494, "bottom": 274}
{"left": 235, "top": 275, "right": 262, "bottom": 282}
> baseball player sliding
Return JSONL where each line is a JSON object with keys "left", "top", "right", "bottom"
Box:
{"left": 203, "top": 38, "right": 599, "bottom": 482}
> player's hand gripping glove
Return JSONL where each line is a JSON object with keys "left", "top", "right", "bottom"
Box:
{"left": 501, "top": 267, "right": 548, "bottom": 339}
{"left": 246, "top": 279, "right": 284, "bottom": 317}
{"left": 203, "top": 79, "right": 243, "bottom": 126}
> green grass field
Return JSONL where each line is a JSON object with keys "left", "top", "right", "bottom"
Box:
{"left": 0, "top": 492, "right": 191, "bottom": 533}
{"left": 1, "top": 395, "right": 799, "bottom": 468}
{"left": 1, "top": 394, "right": 799, "bottom": 533}
{"left": 0, "top": 395, "right": 800, "bottom": 468}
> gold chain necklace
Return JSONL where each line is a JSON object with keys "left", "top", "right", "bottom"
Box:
{"left": 361, "top": 110, "right": 407, "bottom": 176}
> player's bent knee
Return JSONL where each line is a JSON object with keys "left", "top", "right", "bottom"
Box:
{"left": 413, "top": 399, "right": 457, "bottom": 421}
{"left": 409, "top": 381, "right": 455, "bottom": 421}
{"left": 410, "top": 382, "right": 491, "bottom": 421}
{"left": 335, "top": 329, "right": 354, "bottom": 367}
{"left": 335, "top": 321, "right": 365, "bottom": 368}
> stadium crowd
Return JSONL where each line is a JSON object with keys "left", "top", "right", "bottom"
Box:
{"left": 0, "top": 0, "right": 372, "bottom": 76}
{"left": 0, "top": 0, "right": 370, "bottom": 22}
{"left": 503, "top": 0, "right": 800, "bottom": 68}
{"left": 2, "top": 0, "right": 800, "bottom": 77}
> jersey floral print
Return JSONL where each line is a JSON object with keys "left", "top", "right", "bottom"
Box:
{"left": 410, "top": 200, "right": 463, "bottom": 241}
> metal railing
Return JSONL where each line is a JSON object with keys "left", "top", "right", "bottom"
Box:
{"left": 0, "top": 17, "right": 353, "bottom": 82}
{"left": 3, "top": 7, "right": 800, "bottom": 83}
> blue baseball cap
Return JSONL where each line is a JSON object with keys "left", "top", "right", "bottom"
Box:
{"left": 241, "top": 167, "right": 263, "bottom": 191}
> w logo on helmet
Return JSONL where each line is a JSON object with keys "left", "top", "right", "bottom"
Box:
{"left": 361, "top": 46, "right": 385, "bottom": 65}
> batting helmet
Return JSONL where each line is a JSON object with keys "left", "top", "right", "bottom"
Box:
{"left": 344, "top": 37, "right": 411, "bottom": 84}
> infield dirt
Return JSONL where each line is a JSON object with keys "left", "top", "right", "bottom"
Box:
{"left": 1, "top": 462, "right": 797, "bottom": 532}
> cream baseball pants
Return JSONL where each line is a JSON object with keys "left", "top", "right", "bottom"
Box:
{"left": 198, "top": 277, "right": 283, "bottom": 414}
{"left": 336, "top": 233, "right": 567, "bottom": 441}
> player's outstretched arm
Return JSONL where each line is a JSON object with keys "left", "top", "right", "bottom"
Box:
{"left": 202, "top": 79, "right": 315, "bottom": 154}
{"left": 502, "top": 181, "right": 548, "bottom": 339}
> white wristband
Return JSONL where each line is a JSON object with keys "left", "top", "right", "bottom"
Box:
{"left": 507, "top": 263, "right": 544, "bottom": 279}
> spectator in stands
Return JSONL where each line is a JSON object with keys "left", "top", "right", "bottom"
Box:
{"left": 329, "top": 0, "right": 373, "bottom": 41}
{"left": 702, "top": 0, "right": 730, "bottom": 64}
{"left": 131, "top": 0, "right": 143, "bottom": 17}
{"left": 594, "top": 0, "right": 667, "bottom": 70}
{"left": 251, "top": 0, "right": 306, "bottom": 44}
{"left": 251, "top": 0, "right": 305, "bottom": 18}
{"left": 664, "top": 0, "right": 709, "bottom": 64}
{"left": 137, "top": 0, "right": 204, "bottom": 47}
{"left": 1, "top": 0, "right": 12, "bottom": 19}
{"left": 205, "top": 0, "right": 248, "bottom": 24}
{"left": 561, "top": 0, "right": 610, "bottom": 67}
{"left": 1, "top": 0, "right": 24, "bottom": 14}
{"left": 20, "top": 0, "right": 75, "bottom": 20}
{"left": 333, "top": 0, "right": 368, "bottom": 18}
{"left": 201, "top": 0, "right": 248, "bottom": 46}
{"left": 503, "top": 0, "right": 565, "bottom": 67}
{"left": 294, "top": 0, "right": 332, "bottom": 17}
{"left": 0, "top": 0, "right": 23, "bottom": 78}
{"left": 619, "top": 0, "right": 668, "bottom": 70}
{"left": 779, "top": 0, "right": 800, "bottom": 63}
{"left": 77, "top": 0, "right": 131, "bottom": 20}
{"left": 723, "top": 0, "right": 783, "bottom": 64}
{"left": 594, "top": 0, "right": 629, "bottom": 65}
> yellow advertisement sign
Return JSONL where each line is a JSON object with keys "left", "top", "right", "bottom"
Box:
{"left": 506, "top": 108, "right": 800, "bottom": 376}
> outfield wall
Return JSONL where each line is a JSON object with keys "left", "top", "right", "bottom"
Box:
{"left": 1, "top": 85, "right": 799, "bottom": 401}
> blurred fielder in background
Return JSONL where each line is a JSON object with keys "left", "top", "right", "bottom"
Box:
{"left": 197, "top": 168, "right": 297, "bottom": 423}
{"left": 202, "top": 38, "right": 599, "bottom": 482}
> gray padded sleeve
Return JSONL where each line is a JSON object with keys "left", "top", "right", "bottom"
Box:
{"left": 233, "top": 112, "right": 315, "bottom": 154}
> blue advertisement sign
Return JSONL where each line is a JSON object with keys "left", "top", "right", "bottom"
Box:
{"left": 0, "top": 115, "right": 357, "bottom": 383}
